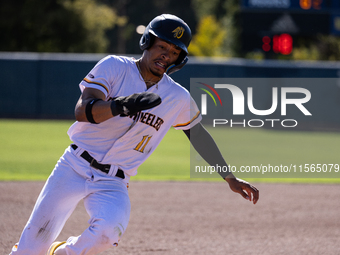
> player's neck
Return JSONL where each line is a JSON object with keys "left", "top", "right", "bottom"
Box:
{"left": 136, "top": 59, "right": 162, "bottom": 89}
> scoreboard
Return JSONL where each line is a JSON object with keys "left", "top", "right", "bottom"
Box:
{"left": 240, "top": 0, "right": 340, "bottom": 54}
{"left": 242, "top": 0, "right": 340, "bottom": 11}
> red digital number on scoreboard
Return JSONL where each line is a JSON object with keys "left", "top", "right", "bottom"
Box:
{"left": 262, "top": 34, "right": 293, "bottom": 55}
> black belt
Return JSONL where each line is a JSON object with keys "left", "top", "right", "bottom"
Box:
{"left": 71, "top": 144, "right": 125, "bottom": 179}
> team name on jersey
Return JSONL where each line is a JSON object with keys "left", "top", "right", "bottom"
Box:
{"left": 129, "top": 112, "right": 164, "bottom": 131}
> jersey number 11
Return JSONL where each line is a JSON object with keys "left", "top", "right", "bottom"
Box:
{"left": 134, "top": 135, "right": 152, "bottom": 153}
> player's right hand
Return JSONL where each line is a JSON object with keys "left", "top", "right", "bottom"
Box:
{"left": 225, "top": 176, "right": 259, "bottom": 204}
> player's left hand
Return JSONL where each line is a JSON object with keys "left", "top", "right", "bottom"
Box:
{"left": 111, "top": 92, "right": 162, "bottom": 117}
{"left": 225, "top": 176, "right": 259, "bottom": 204}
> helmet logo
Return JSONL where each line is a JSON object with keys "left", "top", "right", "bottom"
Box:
{"left": 172, "top": 27, "right": 185, "bottom": 39}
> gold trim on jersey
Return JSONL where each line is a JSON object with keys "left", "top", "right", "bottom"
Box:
{"left": 83, "top": 78, "right": 109, "bottom": 94}
{"left": 173, "top": 111, "right": 201, "bottom": 128}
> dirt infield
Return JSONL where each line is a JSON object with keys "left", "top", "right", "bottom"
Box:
{"left": 1, "top": 181, "right": 340, "bottom": 255}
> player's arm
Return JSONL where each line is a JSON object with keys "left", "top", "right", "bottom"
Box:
{"left": 75, "top": 88, "right": 113, "bottom": 123}
{"left": 183, "top": 123, "right": 259, "bottom": 204}
{"left": 75, "top": 88, "right": 162, "bottom": 124}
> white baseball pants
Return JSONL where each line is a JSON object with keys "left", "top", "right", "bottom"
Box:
{"left": 10, "top": 146, "right": 131, "bottom": 255}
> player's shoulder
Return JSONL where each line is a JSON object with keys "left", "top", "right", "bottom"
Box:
{"left": 162, "top": 74, "right": 189, "bottom": 92}
{"left": 162, "top": 74, "right": 190, "bottom": 97}
{"left": 98, "top": 55, "right": 136, "bottom": 66}
{"left": 93, "top": 55, "right": 137, "bottom": 78}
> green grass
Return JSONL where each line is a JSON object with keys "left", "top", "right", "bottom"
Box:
{"left": 0, "top": 119, "right": 339, "bottom": 183}
{"left": 0, "top": 119, "right": 73, "bottom": 180}
{"left": 192, "top": 126, "right": 340, "bottom": 182}
{"left": 0, "top": 119, "right": 193, "bottom": 181}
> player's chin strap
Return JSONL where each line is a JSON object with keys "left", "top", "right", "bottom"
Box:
{"left": 166, "top": 57, "right": 188, "bottom": 75}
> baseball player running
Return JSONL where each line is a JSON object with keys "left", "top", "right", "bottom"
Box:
{"left": 10, "top": 14, "right": 259, "bottom": 255}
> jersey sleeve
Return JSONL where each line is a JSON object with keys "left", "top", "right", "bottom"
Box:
{"left": 79, "top": 56, "right": 118, "bottom": 98}
{"left": 173, "top": 94, "right": 202, "bottom": 130}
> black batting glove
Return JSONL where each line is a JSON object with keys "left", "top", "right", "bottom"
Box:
{"left": 110, "top": 92, "right": 162, "bottom": 117}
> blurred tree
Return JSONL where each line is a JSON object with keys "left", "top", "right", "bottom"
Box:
{"left": 192, "top": 0, "right": 226, "bottom": 20}
{"left": 62, "top": 0, "right": 126, "bottom": 52}
{"left": 189, "top": 0, "right": 239, "bottom": 57}
{"left": 1, "top": 0, "right": 340, "bottom": 60}
{"left": 188, "top": 16, "right": 228, "bottom": 57}
{"left": 103, "top": 0, "right": 197, "bottom": 54}
{"left": 292, "top": 46, "right": 319, "bottom": 61}
{"left": 0, "top": 0, "right": 83, "bottom": 52}
{"left": 291, "top": 37, "right": 320, "bottom": 61}
{"left": 315, "top": 35, "right": 340, "bottom": 61}
{"left": 0, "top": 0, "right": 124, "bottom": 52}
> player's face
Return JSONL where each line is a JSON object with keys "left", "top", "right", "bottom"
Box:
{"left": 145, "top": 37, "right": 182, "bottom": 77}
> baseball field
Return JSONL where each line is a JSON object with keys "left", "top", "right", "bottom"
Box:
{"left": 1, "top": 119, "right": 340, "bottom": 254}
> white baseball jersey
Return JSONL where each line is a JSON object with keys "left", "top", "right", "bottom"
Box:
{"left": 67, "top": 55, "right": 201, "bottom": 177}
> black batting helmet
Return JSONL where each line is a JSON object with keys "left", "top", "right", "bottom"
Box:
{"left": 139, "top": 14, "right": 192, "bottom": 66}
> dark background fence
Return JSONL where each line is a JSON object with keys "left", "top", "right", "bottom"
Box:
{"left": 1, "top": 52, "right": 340, "bottom": 130}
